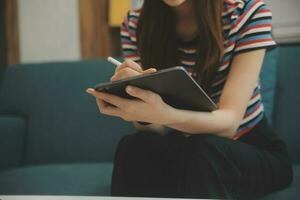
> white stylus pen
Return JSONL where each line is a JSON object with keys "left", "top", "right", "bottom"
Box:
{"left": 107, "top": 57, "right": 122, "bottom": 66}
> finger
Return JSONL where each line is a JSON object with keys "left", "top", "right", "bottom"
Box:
{"left": 88, "top": 89, "right": 125, "bottom": 117}
{"left": 99, "top": 103, "right": 123, "bottom": 117}
{"left": 87, "top": 88, "right": 112, "bottom": 103}
{"left": 111, "top": 67, "right": 140, "bottom": 81}
{"left": 115, "top": 59, "right": 142, "bottom": 73}
{"left": 96, "top": 99, "right": 112, "bottom": 110}
{"left": 91, "top": 90, "right": 129, "bottom": 109}
{"left": 86, "top": 88, "right": 96, "bottom": 95}
{"left": 96, "top": 99, "right": 105, "bottom": 109}
{"left": 126, "top": 86, "right": 156, "bottom": 103}
{"left": 142, "top": 68, "right": 157, "bottom": 74}
{"left": 111, "top": 67, "right": 157, "bottom": 81}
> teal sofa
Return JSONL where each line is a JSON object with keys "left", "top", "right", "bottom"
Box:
{"left": 0, "top": 46, "right": 299, "bottom": 199}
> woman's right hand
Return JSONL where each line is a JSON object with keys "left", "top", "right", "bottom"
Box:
{"left": 109, "top": 59, "right": 166, "bottom": 135}
{"left": 110, "top": 59, "right": 157, "bottom": 81}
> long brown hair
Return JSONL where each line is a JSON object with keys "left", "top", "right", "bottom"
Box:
{"left": 136, "top": 0, "right": 224, "bottom": 93}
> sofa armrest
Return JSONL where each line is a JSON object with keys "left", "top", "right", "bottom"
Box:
{"left": 0, "top": 115, "right": 26, "bottom": 170}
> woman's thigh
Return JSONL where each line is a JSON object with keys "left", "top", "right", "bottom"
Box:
{"left": 111, "top": 131, "right": 183, "bottom": 197}
{"left": 183, "top": 134, "right": 293, "bottom": 199}
{"left": 112, "top": 131, "right": 292, "bottom": 198}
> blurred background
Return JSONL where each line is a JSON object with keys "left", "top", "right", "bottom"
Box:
{"left": 0, "top": 0, "right": 299, "bottom": 197}
{"left": 0, "top": 0, "right": 144, "bottom": 70}
{"left": 0, "top": 0, "right": 299, "bottom": 68}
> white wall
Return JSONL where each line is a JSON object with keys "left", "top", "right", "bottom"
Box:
{"left": 18, "top": 0, "right": 81, "bottom": 63}
{"left": 267, "top": 0, "right": 300, "bottom": 43}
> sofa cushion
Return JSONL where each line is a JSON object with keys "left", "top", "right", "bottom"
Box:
{"left": 261, "top": 165, "right": 300, "bottom": 200}
{"left": 0, "top": 163, "right": 113, "bottom": 196}
{"left": 260, "top": 49, "right": 279, "bottom": 124}
{"left": 0, "top": 116, "right": 26, "bottom": 170}
{"left": 0, "top": 60, "right": 135, "bottom": 165}
{"left": 273, "top": 46, "right": 300, "bottom": 163}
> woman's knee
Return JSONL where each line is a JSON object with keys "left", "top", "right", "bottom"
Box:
{"left": 186, "top": 134, "right": 238, "bottom": 162}
{"left": 120, "top": 131, "right": 164, "bottom": 147}
{"left": 188, "top": 134, "right": 228, "bottom": 148}
{"left": 115, "top": 132, "right": 167, "bottom": 159}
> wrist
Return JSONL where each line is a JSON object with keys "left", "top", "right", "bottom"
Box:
{"left": 163, "top": 106, "right": 187, "bottom": 126}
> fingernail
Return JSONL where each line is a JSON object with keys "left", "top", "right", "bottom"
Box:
{"left": 126, "top": 86, "right": 133, "bottom": 92}
{"left": 86, "top": 88, "right": 94, "bottom": 94}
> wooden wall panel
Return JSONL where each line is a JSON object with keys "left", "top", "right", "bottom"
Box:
{"left": 79, "top": 0, "right": 112, "bottom": 59}
{"left": 0, "top": 0, "right": 6, "bottom": 70}
{"left": 5, "top": 0, "right": 20, "bottom": 65}
{"left": 0, "top": 0, "right": 20, "bottom": 70}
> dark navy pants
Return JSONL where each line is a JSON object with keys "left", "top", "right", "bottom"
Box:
{"left": 111, "top": 118, "right": 293, "bottom": 199}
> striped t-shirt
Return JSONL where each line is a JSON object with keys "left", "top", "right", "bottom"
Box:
{"left": 120, "top": 0, "right": 276, "bottom": 139}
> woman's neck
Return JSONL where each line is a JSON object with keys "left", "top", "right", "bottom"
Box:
{"left": 171, "top": 0, "right": 195, "bottom": 21}
{"left": 171, "top": 0, "right": 198, "bottom": 41}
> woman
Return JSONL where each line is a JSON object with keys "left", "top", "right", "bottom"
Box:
{"left": 86, "top": 0, "right": 293, "bottom": 199}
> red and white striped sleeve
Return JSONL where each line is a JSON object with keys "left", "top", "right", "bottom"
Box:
{"left": 233, "top": 0, "right": 277, "bottom": 54}
{"left": 120, "top": 11, "right": 141, "bottom": 63}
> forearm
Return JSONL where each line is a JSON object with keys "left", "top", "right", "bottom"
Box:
{"left": 166, "top": 108, "right": 241, "bottom": 138}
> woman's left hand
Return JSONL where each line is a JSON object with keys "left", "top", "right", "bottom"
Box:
{"left": 86, "top": 86, "right": 175, "bottom": 125}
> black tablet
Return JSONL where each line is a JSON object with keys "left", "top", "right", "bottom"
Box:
{"left": 94, "top": 66, "right": 217, "bottom": 112}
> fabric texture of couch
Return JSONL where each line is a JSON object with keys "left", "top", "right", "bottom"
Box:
{"left": 0, "top": 46, "right": 299, "bottom": 199}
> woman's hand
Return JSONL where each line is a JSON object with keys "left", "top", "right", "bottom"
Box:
{"left": 87, "top": 59, "right": 169, "bottom": 134}
{"left": 110, "top": 59, "right": 156, "bottom": 81}
{"left": 86, "top": 85, "right": 175, "bottom": 125}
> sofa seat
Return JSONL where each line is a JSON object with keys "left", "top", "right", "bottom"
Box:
{"left": 261, "top": 165, "right": 300, "bottom": 200}
{"left": 0, "top": 163, "right": 113, "bottom": 196}
{"left": 0, "top": 163, "right": 299, "bottom": 199}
